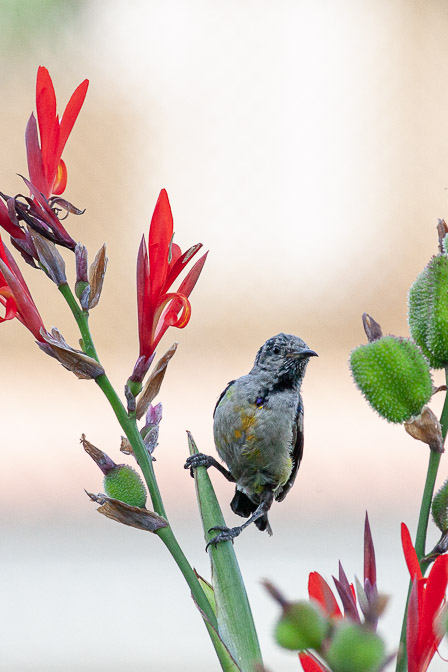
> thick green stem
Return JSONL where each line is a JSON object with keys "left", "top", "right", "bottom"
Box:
{"left": 396, "top": 368, "right": 448, "bottom": 672}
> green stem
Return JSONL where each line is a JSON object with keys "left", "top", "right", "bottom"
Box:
{"left": 58, "top": 283, "right": 99, "bottom": 361}
{"left": 396, "top": 368, "right": 448, "bottom": 672}
{"left": 59, "top": 284, "right": 219, "bottom": 633}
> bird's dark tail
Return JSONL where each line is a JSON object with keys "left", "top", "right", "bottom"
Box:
{"left": 230, "top": 489, "right": 271, "bottom": 532}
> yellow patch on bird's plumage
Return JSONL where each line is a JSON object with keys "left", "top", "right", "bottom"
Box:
{"left": 234, "top": 429, "right": 242, "bottom": 439}
{"left": 279, "top": 457, "right": 293, "bottom": 485}
{"left": 239, "top": 410, "right": 256, "bottom": 432}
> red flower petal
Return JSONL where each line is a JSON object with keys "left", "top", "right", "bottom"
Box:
{"left": 299, "top": 652, "right": 331, "bottom": 672}
{"left": 401, "top": 523, "right": 422, "bottom": 582}
{"left": 407, "top": 578, "right": 420, "bottom": 672}
{"left": 25, "top": 113, "right": 48, "bottom": 197}
{"left": 308, "top": 572, "right": 342, "bottom": 618}
{"left": 148, "top": 189, "right": 173, "bottom": 303}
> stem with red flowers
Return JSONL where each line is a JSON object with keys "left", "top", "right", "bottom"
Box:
{"left": 59, "top": 283, "right": 219, "bottom": 633}
{"left": 396, "top": 369, "right": 448, "bottom": 672}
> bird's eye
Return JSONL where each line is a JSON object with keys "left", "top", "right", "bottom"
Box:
{"left": 272, "top": 346, "right": 280, "bottom": 355}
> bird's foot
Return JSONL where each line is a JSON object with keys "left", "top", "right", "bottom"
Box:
{"left": 184, "top": 453, "right": 214, "bottom": 477}
{"left": 205, "top": 525, "right": 243, "bottom": 550}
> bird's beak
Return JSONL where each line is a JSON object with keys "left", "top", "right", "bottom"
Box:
{"left": 287, "top": 348, "right": 318, "bottom": 359}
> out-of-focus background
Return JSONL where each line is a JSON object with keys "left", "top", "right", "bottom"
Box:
{"left": 2, "top": 1, "right": 448, "bottom": 670}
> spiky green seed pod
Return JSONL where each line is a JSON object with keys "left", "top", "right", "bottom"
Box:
{"left": 432, "top": 478, "right": 448, "bottom": 533}
{"left": 104, "top": 465, "right": 147, "bottom": 508}
{"left": 350, "top": 336, "right": 432, "bottom": 423}
{"left": 326, "top": 623, "right": 385, "bottom": 672}
{"left": 409, "top": 254, "right": 448, "bottom": 369}
{"left": 274, "top": 601, "right": 329, "bottom": 651}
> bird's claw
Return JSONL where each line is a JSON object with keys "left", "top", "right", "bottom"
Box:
{"left": 184, "top": 453, "right": 211, "bottom": 478}
{"left": 205, "top": 525, "right": 242, "bottom": 550}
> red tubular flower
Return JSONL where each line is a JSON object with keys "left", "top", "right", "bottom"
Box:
{"left": 26, "top": 66, "right": 89, "bottom": 198}
{"left": 136, "top": 189, "right": 207, "bottom": 373}
{"left": 402, "top": 523, "right": 448, "bottom": 672}
{"left": 0, "top": 233, "right": 46, "bottom": 341}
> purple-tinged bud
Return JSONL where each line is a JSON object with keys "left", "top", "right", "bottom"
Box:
{"left": 128, "top": 354, "right": 155, "bottom": 388}
{"left": 88, "top": 244, "right": 107, "bottom": 309}
{"left": 146, "top": 402, "right": 163, "bottom": 426}
{"left": 81, "top": 434, "right": 115, "bottom": 474}
{"left": 28, "top": 229, "right": 67, "bottom": 285}
{"left": 75, "top": 243, "right": 90, "bottom": 307}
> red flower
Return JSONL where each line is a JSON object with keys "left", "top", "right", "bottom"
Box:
{"left": 0, "top": 233, "right": 46, "bottom": 341}
{"left": 402, "top": 523, "right": 448, "bottom": 672}
{"left": 136, "top": 189, "right": 207, "bottom": 370}
{"left": 26, "top": 66, "right": 88, "bottom": 198}
{"left": 299, "top": 652, "right": 331, "bottom": 672}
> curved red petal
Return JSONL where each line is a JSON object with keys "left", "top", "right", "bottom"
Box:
{"left": 148, "top": 189, "right": 173, "bottom": 302}
{"left": 36, "top": 66, "right": 56, "bottom": 159}
{"left": 58, "top": 78, "right": 89, "bottom": 155}
{"left": 407, "top": 578, "right": 420, "bottom": 672}
{"left": 308, "top": 572, "right": 342, "bottom": 618}
{"left": 25, "top": 113, "right": 49, "bottom": 197}
{"left": 401, "top": 523, "right": 422, "bottom": 582}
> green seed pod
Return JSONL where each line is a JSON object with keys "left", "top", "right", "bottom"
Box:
{"left": 274, "top": 601, "right": 329, "bottom": 651}
{"left": 104, "top": 465, "right": 147, "bottom": 508}
{"left": 350, "top": 336, "right": 432, "bottom": 423}
{"left": 326, "top": 623, "right": 385, "bottom": 672}
{"left": 409, "top": 255, "right": 448, "bottom": 369}
{"left": 432, "top": 477, "right": 448, "bottom": 533}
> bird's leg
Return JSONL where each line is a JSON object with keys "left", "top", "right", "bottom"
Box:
{"left": 206, "top": 490, "right": 275, "bottom": 550}
{"left": 184, "top": 453, "right": 236, "bottom": 482}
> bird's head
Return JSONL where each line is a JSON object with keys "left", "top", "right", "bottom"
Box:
{"left": 252, "top": 333, "right": 317, "bottom": 387}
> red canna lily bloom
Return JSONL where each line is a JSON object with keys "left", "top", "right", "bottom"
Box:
{"left": 0, "top": 233, "right": 46, "bottom": 341}
{"left": 136, "top": 189, "right": 207, "bottom": 374}
{"left": 402, "top": 522, "right": 448, "bottom": 672}
{"left": 26, "top": 66, "right": 88, "bottom": 199}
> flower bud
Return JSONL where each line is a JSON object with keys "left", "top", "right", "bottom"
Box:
{"left": 409, "top": 254, "right": 448, "bottom": 369}
{"left": 274, "top": 601, "right": 329, "bottom": 651}
{"left": 432, "top": 478, "right": 448, "bottom": 533}
{"left": 350, "top": 336, "right": 432, "bottom": 423}
{"left": 326, "top": 623, "right": 385, "bottom": 672}
{"left": 104, "top": 465, "right": 147, "bottom": 508}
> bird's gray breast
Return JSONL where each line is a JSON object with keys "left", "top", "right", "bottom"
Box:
{"left": 213, "top": 374, "right": 299, "bottom": 497}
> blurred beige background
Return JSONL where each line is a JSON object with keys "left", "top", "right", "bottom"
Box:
{"left": 2, "top": 1, "right": 448, "bottom": 670}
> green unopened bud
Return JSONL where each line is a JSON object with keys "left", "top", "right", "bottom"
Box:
{"left": 326, "top": 623, "right": 385, "bottom": 672}
{"left": 274, "top": 601, "right": 329, "bottom": 651}
{"left": 350, "top": 336, "right": 432, "bottom": 423}
{"left": 104, "top": 465, "right": 147, "bottom": 508}
{"left": 432, "top": 478, "right": 448, "bottom": 532}
{"left": 409, "top": 254, "right": 448, "bottom": 369}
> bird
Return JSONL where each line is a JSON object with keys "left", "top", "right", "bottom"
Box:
{"left": 184, "top": 333, "right": 317, "bottom": 548}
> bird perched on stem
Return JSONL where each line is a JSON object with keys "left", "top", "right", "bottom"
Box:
{"left": 185, "top": 333, "right": 317, "bottom": 548}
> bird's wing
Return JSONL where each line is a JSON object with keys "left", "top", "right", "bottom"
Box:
{"left": 213, "top": 380, "right": 236, "bottom": 417}
{"left": 275, "top": 396, "right": 304, "bottom": 502}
